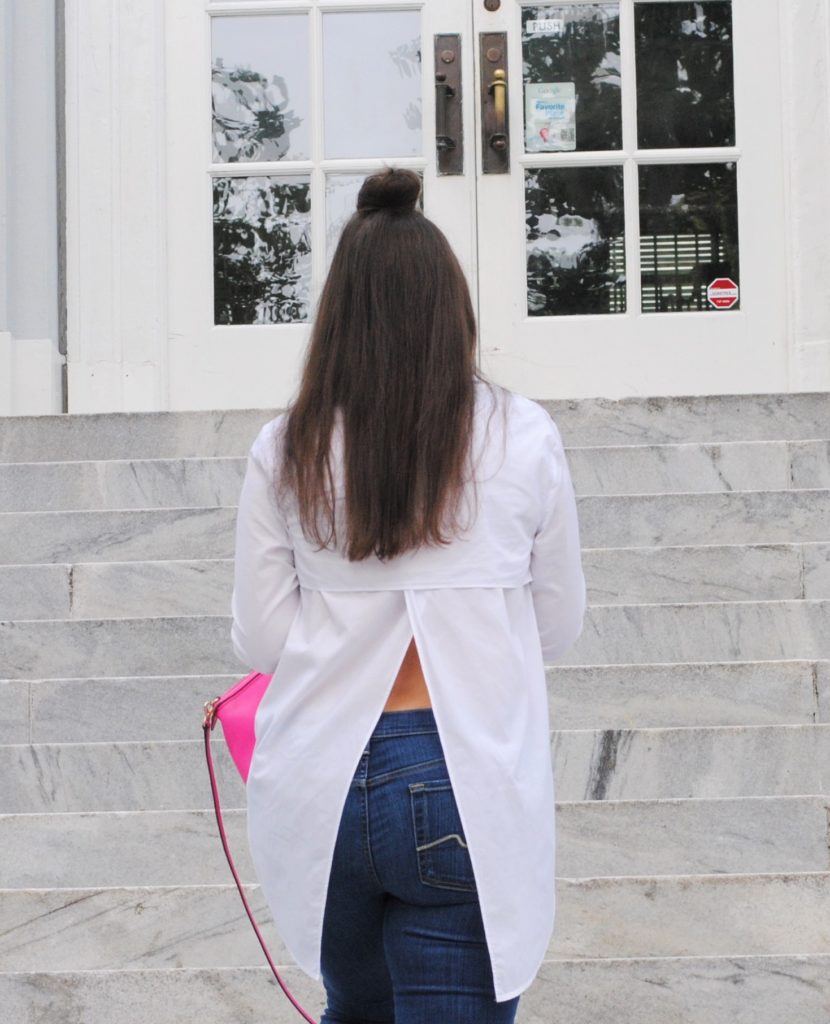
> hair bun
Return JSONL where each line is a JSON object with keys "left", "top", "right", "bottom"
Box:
{"left": 357, "top": 167, "right": 421, "bottom": 214}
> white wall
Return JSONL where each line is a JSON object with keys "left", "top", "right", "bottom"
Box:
{"left": 0, "top": 0, "right": 63, "bottom": 415}
{"left": 63, "top": 0, "right": 168, "bottom": 413}
{"left": 780, "top": 0, "right": 830, "bottom": 390}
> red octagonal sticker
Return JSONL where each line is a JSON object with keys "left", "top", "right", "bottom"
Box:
{"left": 707, "top": 277, "right": 739, "bottom": 309}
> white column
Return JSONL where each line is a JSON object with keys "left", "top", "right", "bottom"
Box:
{"left": 64, "top": 0, "right": 168, "bottom": 412}
{"left": 779, "top": 0, "right": 830, "bottom": 391}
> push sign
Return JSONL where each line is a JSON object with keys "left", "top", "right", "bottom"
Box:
{"left": 707, "top": 277, "right": 739, "bottom": 309}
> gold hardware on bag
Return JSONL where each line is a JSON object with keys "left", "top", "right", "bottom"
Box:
{"left": 203, "top": 697, "right": 220, "bottom": 729}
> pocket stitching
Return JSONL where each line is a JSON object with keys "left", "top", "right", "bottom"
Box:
{"left": 409, "top": 781, "right": 477, "bottom": 893}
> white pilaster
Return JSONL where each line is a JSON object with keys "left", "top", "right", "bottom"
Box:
{"left": 780, "top": 0, "right": 830, "bottom": 391}
{"left": 64, "top": 0, "right": 168, "bottom": 412}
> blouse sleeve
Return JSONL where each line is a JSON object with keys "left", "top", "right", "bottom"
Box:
{"left": 529, "top": 415, "right": 587, "bottom": 663}
{"left": 231, "top": 419, "right": 301, "bottom": 673}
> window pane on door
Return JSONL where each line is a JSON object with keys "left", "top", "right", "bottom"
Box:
{"left": 521, "top": 4, "right": 621, "bottom": 153}
{"left": 211, "top": 15, "right": 310, "bottom": 162}
{"left": 639, "top": 161, "right": 739, "bottom": 312}
{"left": 322, "top": 12, "right": 421, "bottom": 159}
{"left": 635, "top": 2, "right": 735, "bottom": 149}
{"left": 213, "top": 175, "right": 311, "bottom": 325}
{"left": 525, "top": 166, "right": 626, "bottom": 316}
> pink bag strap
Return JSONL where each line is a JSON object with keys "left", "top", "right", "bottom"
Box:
{"left": 203, "top": 701, "right": 319, "bottom": 1023}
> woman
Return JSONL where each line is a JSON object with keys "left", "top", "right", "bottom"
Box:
{"left": 231, "top": 166, "right": 587, "bottom": 1023}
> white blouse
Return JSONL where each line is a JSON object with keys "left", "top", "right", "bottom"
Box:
{"left": 232, "top": 378, "right": 587, "bottom": 1003}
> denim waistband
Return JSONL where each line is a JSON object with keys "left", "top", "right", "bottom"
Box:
{"left": 371, "top": 707, "right": 438, "bottom": 737}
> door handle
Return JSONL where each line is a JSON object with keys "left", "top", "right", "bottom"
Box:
{"left": 487, "top": 69, "right": 507, "bottom": 151}
{"left": 434, "top": 34, "right": 463, "bottom": 175}
{"left": 479, "top": 33, "right": 509, "bottom": 173}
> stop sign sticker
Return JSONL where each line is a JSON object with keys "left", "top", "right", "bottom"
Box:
{"left": 707, "top": 277, "right": 739, "bottom": 309}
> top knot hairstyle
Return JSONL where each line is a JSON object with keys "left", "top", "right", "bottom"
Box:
{"left": 356, "top": 166, "right": 422, "bottom": 215}
{"left": 274, "top": 165, "right": 504, "bottom": 563}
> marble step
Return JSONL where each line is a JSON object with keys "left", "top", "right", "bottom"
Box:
{"left": 2, "top": 440, "right": 830, "bottom": 513}
{"left": 2, "top": 724, "right": 828, "bottom": 813}
{"left": 2, "top": 393, "right": 828, "bottom": 463}
{"left": 1, "top": 489, "right": 828, "bottom": 566}
{"left": 3, "top": 663, "right": 826, "bottom": 745}
{"left": 563, "top": 598, "right": 830, "bottom": 666}
{"left": 3, "top": 796, "right": 828, "bottom": 888}
{"left": 3, "top": 600, "right": 828, "bottom": 680}
{"left": 1, "top": 872, "right": 829, "bottom": 972}
{"left": 3, "top": 542, "right": 829, "bottom": 620}
{"left": 3, "top": 957, "right": 829, "bottom": 1024}
{"left": 2, "top": 662, "right": 827, "bottom": 747}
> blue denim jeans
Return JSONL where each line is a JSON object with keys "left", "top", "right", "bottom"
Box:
{"left": 319, "top": 707, "right": 521, "bottom": 1024}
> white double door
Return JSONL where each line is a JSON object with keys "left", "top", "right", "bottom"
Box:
{"left": 166, "top": 0, "right": 787, "bottom": 409}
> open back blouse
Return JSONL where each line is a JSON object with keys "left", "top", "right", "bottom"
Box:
{"left": 231, "top": 377, "right": 587, "bottom": 1003}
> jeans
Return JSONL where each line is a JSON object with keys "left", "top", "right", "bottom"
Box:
{"left": 319, "top": 707, "right": 521, "bottom": 1024}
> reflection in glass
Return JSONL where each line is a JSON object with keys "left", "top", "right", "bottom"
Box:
{"left": 211, "top": 15, "right": 309, "bottom": 162}
{"left": 635, "top": 2, "right": 735, "bottom": 149}
{"left": 525, "top": 166, "right": 625, "bottom": 315}
{"left": 323, "top": 12, "right": 421, "bottom": 159}
{"left": 639, "top": 162, "right": 739, "bottom": 312}
{"left": 522, "top": 5, "right": 621, "bottom": 153}
{"left": 325, "top": 173, "right": 424, "bottom": 270}
{"left": 213, "top": 175, "right": 311, "bottom": 324}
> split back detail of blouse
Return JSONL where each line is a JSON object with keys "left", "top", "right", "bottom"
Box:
{"left": 231, "top": 379, "right": 587, "bottom": 1003}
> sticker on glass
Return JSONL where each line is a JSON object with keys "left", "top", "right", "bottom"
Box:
{"left": 706, "top": 277, "right": 739, "bottom": 309}
{"left": 525, "top": 82, "right": 576, "bottom": 152}
{"left": 526, "top": 18, "right": 565, "bottom": 35}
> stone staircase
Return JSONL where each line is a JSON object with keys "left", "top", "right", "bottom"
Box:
{"left": 1, "top": 392, "right": 829, "bottom": 1023}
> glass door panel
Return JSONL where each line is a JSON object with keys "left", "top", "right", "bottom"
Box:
{"left": 166, "top": 0, "right": 476, "bottom": 411}
{"left": 475, "top": 0, "right": 785, "bottom": 399}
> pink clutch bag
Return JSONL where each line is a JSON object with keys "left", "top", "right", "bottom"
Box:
{"left": 203, "top": 673, "right": 318, "bottom": 1023}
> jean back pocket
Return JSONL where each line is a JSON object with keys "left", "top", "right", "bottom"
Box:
{"left": 409, "top": 779, "right": 477, "bottom": 893}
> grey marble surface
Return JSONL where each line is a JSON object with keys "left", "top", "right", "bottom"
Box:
{"left": 1, "top": 600, "right": 828, "bottom": 680}
{"left": 2, "top": 393, "right": 829, "bottom": 1014}
{"left": 2, "top": 439, "right": 829, "bottom": 516}
{"left": 1, "top": 490, "right": 828, "bottom": 566}
{"left": 4, "top": 543, "right": 830, "bottom": 622}
{"left": 3, "top": 440, "right": 829, "bottom": 514}
{"left": 547, "top": 660, "right": 825, "bottom": 729}
{"left": 0, "top": 506, "right": 237, "bottom": 565}
{"left": 561, "top": 598, "right": 830, "bottom": 665}
{"left": 2, "top": 601, "right": 828, "bottom": 679}
{"left": 583, "top": 542, "right": 816, "bottom": 605}
{"left": 568, "top": 440, "right": 796, "bottom": 495}
{"left": 0, "top": 457, "right": 246, "bottom": 513}
{"left": 3, "top": 724, "right": 828, "bottom": 814}
{"left": 1, "top": 873, "right": 829, "bottom": 972}
{"left": 2, "top": 957, "right": 829, "bottom": 1024}
{"left": 2, "top": 392, "right": 829, "bottom": 463}
{"left": 3, "top": 796, "right": 827, "bottom": 889}
{"left": 2, "top": 661, "right": 823, "bottom": 747}
{"left": 576, "top": 489, "right": 830, "bottom": 547}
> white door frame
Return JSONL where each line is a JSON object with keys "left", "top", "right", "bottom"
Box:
{"left": 474, "top": 0, "right": 794, "bottom": 400}
{"left": 62, "top": 0, "right": 830, "bottom": 413}
{"left": 164, "top": 0, "right": 478, "bottom": 412}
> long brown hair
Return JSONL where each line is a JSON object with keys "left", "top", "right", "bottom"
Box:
{"left": 274, "top": 166, "right": 503, "bottom": 562}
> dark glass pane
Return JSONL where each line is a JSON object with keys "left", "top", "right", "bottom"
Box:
{"left": 635, "top": 2, "right": 735, "bottom": 149}
{"left": 639, "top": 162, "right": 739, "bottom": 313}
{"left": 522, "top": 5, "right": 622, "bottom": 153}
{"left": 525, "top": 166, "right": 626, "bottom": 316}
{"left": 211, "top": 15, "right": 309, "bottom": 162}
{"left": 213, "top": 175, "right": 311, "bottom": 325}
